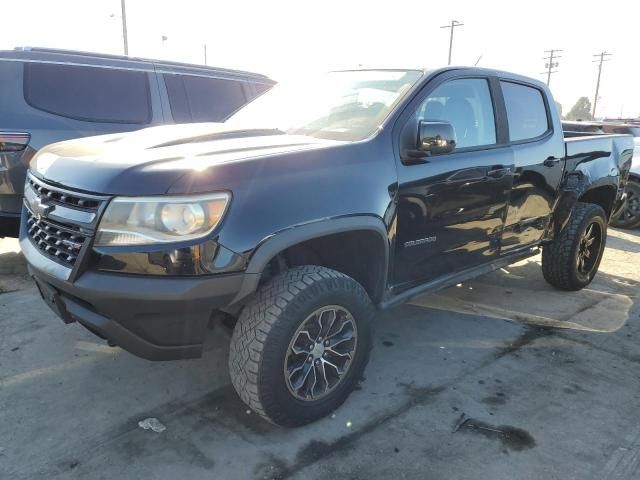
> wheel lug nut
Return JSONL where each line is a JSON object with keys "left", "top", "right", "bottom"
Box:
{"left": 315, "top": 359, "right": 320, "bottom": 365}
{"left": 324, "top": 341, "right": 329, "bottom": 346}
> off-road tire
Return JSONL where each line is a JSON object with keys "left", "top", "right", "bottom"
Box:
{"left": 228, "top": 265, "right": 374, "bottom": 427}
{"left": 542, "top": 202, "right": 607, "bottom": 291}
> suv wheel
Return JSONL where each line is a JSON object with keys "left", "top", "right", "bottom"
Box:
{"left": 228, "top": 266, "right": 373, "bottom": 426}
{"left": 610, "top": 179, "right": 640, "bottom": 229}
{"left": 542, "top": 202, "right": 607, "bottom": 291}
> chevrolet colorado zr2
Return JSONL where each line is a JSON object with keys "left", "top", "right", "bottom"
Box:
{"left": 20, "top": 67, "right": 634, "bottom": 426}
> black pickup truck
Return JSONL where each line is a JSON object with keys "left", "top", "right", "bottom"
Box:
{"left": 20, "top": 67, "right": 634, "bottom": 426}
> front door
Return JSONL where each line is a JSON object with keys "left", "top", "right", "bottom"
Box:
{"left": 393, "top": 77, "right": 513, "bottom": 288}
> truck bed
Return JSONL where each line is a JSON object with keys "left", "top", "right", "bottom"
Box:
{"left": 564, "top": 134, "right": 634, "bottom": 175}
{"left": 562, "top": 134, "right": 634, "bottom": 219}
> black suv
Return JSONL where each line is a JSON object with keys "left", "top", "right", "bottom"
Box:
{"left": 0, "top": 47, "right": 275, "bottom": 237}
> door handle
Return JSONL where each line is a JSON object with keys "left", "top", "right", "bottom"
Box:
{"left": 543, "top": 156, "right": 562, "bottom": 167}
{"left": 487, "top": 166, "right": 511, "bottom": 178}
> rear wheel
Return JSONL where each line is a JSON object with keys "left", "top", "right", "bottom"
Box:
{"left": 228, "top": 265, "right": 373, "bottom": 427}
{"left": 610, "top": 179, "right": 640, "bottom": 229}
{"left": 542, "top": 202, "right": 607, "bottom": 291}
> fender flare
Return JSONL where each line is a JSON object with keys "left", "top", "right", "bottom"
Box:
{"left": 550, "top": 174, "right": 617, "bottom": 238}
{"left": 230, "top": 215, "right": 390, "bottom": 305}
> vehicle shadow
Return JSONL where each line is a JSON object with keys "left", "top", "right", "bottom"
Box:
{"left": 412, "top": 229, "right": 639, "bottom": 335}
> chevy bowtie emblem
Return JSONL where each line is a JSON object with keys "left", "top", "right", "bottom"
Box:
{"left": 32, "top": 199, "right": 54, "bottom": 220}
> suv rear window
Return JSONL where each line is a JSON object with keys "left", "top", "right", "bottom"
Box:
{"left": 501, "top": 81, "right": 549, "bottom": 142}
{"left": 252, "top": 83, "right": 273, "bottom": 97}
{"left": 164, "top": 74, "right": 247, "bottom": 123}
{"left": 24, "top": 63, "right": 151, "bottom": 124}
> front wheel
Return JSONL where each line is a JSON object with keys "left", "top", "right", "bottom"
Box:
{"left": 610, "top": 179, "right": 640, "bottom": 229}
{"left": 228, "top": 266, "right": 373, "bottom": 427}
{"left": 542, "top": 202, "right": 607, "bottom": 291}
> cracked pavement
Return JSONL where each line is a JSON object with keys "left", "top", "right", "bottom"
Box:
{"left": 1, "top": 228, "right": 639, "bottom": 479}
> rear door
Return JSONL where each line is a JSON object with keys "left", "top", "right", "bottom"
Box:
{"left": 393, "top": 74, "right": 514, "bottom": 287}
{"left": 498, "top": 80, "right": 565, "bottom": 251}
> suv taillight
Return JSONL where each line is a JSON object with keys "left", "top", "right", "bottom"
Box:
{"left": 0, "top": 132, "right": 30, "bottom": 152}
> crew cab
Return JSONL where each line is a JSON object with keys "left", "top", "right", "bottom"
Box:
{"left": 20, "top": 67, "right": 634, "bottom": 426}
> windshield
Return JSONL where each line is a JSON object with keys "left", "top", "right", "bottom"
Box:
{"left": 226, "top": 70, "right": 423, "bottom": 141}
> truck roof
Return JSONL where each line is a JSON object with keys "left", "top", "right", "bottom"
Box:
{"left": 336, "top": 65, "right": 550, "bottom": 89}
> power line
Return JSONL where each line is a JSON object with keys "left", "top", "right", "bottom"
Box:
{"left": 440, "top": 20, "right": 464, "bottom": 65}
{"left": 592, "top": 51, "right": 612, "bottom": 119}
{"left": 541, "top": 49, "right": 562, "bottom": 86}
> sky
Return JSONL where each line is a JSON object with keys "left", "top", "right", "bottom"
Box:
{"left": 1, "top": 0, "right": 638, "bottom": 119}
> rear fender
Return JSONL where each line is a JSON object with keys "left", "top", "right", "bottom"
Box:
{"left": 549, "top": 173, "right": 618, "bottom": 240}
{"left": 548, "top": 172, "right": 582, "bottom": 239}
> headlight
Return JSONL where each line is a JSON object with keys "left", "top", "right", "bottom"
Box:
{"left": 95, "top": 192, "right": 230, "bottom": 246}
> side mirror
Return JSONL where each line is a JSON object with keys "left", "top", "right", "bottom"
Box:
{"left": 417, "top": 120, "right": 456, "bottom": 155}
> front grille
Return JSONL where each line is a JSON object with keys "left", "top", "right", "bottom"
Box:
{"left": 26, "top": 210, "right": 86, "bottom": 266}
{"left": 24, "top": 174, "right": 107, "bottom": 269}
{"left": 27, "top": 177, "right": 100, "bottom": 211}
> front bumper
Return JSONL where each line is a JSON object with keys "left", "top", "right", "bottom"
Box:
{"left": 21, "top": 231, "right": 251, "bottom": 361}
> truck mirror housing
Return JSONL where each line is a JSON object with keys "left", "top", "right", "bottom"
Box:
{"left": 417, "top": 120, "right": 456, "bottom": 155}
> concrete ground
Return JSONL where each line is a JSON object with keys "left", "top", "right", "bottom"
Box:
{"left": 1, "top": 229, "right": 639, "bottom": 480}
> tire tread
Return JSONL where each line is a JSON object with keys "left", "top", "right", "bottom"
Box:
{"left": 542, "top": 201, "right": 606, "bottom": 291}
{"left": 228, "top": 265, "right": 372, "bottom": 425}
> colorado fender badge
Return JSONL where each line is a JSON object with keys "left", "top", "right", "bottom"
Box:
{"left": 404, "top": 236, "right": 437, "bottom": 248}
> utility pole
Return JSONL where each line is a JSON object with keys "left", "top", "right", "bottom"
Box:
{"left": 592, "top": 51, "right": 612, "bottom": 119}
{"left": 542, "top": 49, "right": 562, "bottom": 86}
{"left": 120, "top": 0, "right": 129, "bottom": 56}
{"left": 440, "top": 20, "right": 464, "bottom": 65}
{"left": 204, "top": 44, "right": 207, "bottom": 65}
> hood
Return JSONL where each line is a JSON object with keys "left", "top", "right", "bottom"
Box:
{"left": 30, "top": 123, "right": 340, "bottom": 195}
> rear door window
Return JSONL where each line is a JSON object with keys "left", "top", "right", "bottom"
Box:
{"left": 164, "top": 74, "right": 248, "bottom": 123}
{"left": 500, "top": 81, "right": 550, "bottom": 142}
{"left": 24, "top": 63, "right": 151, "bottom": 124}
